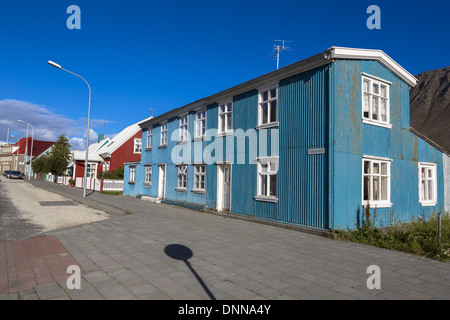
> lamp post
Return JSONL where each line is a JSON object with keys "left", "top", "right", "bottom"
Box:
{"left": 17, "top": 120, "right": 34, "bottom": 180}
{"left": 48, "top": 60, "right": 91, "bottom": 197}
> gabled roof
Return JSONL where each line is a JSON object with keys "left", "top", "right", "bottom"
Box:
{"left": 329, "top": 47, "right": 418, "bottom": 87}
{"left": 10, "top": 138, "right": 55, "bottom": 158}
{"left": 96, "top": 116, "right": 152, "bottom": 156}
{"left": 72, "top": 150, "right": 104, "bottom": 162}
{"left": 139, "top": 46, "right": 418, "bottom": 128}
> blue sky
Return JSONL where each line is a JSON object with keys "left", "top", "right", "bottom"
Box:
{"left": 0, "top": 0, "right": 449, "bottom": 149}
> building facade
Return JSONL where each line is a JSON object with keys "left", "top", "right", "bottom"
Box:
{"left": 0, "top": 138, "right": 55, "bottom": 176}
{"left": 124, "top": 47, "right": 448, "bottom": 231}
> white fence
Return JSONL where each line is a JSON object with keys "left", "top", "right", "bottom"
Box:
{"left": 57, "top": 176, "right": 71, "bottom": 186}
{"left": 45, "top": 174, "right": 56, "bottom": 182}
{"left": 75, "top": 177, "right": 102, "bottom": 191}
{"left": 103, "top": 179, "right": 124, "bottom": 191}
{"left": 51, "top": 175, "right": 123, "bottom": 192}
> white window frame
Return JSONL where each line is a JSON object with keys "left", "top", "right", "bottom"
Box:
{"left": 218, "top": 101, "right": 233, "bottom": 134}
{"left": 418, "top": 163, "right": 437, "bottom": 206}
{"left": 87, "top": 163, "right": 97, "bottom": 178}
{"left": 179, "top": 114, "right": 189, "bottom": 142}
{"left": 362, "top": 73, "right": 392, "bottom": 128}
{"left": 160, "top": 122, "right": 168, "bottom": 147}
{"left": 362, "top": 156, "right": 392, "bottom": 208}
{"left": 193, "top": 164, "right": 206, "bottom": 192}
{"left": 146, "top": 129, "right": 152, "bottom": 150}
{"left": 258, "top": 85, "right": 279, "bottom": 129}
{"left": 144, "top": 165, "right": 152, "bottom": 185}
{"left": 195, "top": 109, "right": 207, "bottom": 139}
{"left": 255, "top": 157, "right": 278, "bottom": 202}
{"left": 134, "top": 138, "right": 142, "bottom": 154}
{"left": 177, "top": 165, "right": 188, "bottom": 190}
{"left": 129, "top": 166, "right": 136, "bottom": 183}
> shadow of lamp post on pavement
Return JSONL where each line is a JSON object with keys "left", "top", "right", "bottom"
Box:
{"left": 164, "top": 244, "right": 216, "bottom": 300}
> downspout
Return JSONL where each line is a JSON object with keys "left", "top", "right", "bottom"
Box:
{"left": 325, "top": 49, "right": 335, "bottom": 230}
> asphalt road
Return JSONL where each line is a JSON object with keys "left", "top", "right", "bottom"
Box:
{"left": 0, "top": 177, "right": 43, "bottom": 241}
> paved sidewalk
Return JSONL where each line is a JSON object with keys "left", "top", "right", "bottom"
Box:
{"left": 0, "top": 236, "right": 81, "bottom": 295}
{"left": 1, "top": 180, "right": 449, "bottom": 300}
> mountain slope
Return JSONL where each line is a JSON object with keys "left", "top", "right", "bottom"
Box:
{"left": 410, "top": 66, "right": 450, "bottom": 154}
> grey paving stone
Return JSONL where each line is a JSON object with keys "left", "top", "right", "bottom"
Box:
{"left": 66, "top": 286, "right": 105, "bottom": 300}
{"left": 92, "top": 281, "right": 131, "bottom": 299}
{"left": 4, "top": 179, "right": 449, "bottom": 301}
{"left": 83, "top": 270, "right": 114, "bottom": 284}
{"left": 34, "top": 283, "right": 67, "bottom": 300}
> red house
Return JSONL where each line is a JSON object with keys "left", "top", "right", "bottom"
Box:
{"left": 0, "top": 137, "right": 55, "bottom": 176}
{"left": 70, "top": 118, "right": 151, "bottom": 183}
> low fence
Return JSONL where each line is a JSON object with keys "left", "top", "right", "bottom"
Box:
{"left": 49, "top": 175, "right": 124, "bottom": 192}
{"left": 57, "top": 176, "right": 71, "bottom": 186}
{"left": 45, "top": 174, "right": 56, "bottom": 183}
{"left": 103, "top": 179, "right": 124, "bottom": 192}
{"left": 75, "top": 177, "right": 101, "bottom": 192}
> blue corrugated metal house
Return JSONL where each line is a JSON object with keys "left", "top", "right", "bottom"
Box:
{"left": 124, "top": 46, "right": 449, "bottom": 230}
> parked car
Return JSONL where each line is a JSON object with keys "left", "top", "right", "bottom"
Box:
{"left": 8, "top": 171, "right": 23, "bottom": 179}
{"left": 2, "top": 170, "right": 11, "bottom": 177}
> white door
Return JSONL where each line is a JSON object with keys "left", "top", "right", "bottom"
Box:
{"left": 217, "top": 164, "right": 231, "bottom": 212}
{"left": 158, "top": 165, "right": 166, "bottom": 199}
{"left": 223, "top": 165, "right": 231, "bottom": 211}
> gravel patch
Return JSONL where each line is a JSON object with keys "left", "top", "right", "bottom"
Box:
{"left": 0, "top": 177, "right": 109, "bottom": 233}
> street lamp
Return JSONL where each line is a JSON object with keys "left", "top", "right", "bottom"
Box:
{"left": 17, "top": 120, "right": 34, "bottom": 180}
{"left": 48, "top": 60, "right": 92, "bottom": 198}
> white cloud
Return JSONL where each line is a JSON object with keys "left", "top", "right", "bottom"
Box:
{"left": 0, "top": 99, "right": 109, "bottom": 151}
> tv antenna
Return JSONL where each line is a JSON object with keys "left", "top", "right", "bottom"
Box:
{"left": 269, "top": 40, "right": 292, "bottom": 70}
{"left": 149, "top": 108, "right": 156, "bottom": 118}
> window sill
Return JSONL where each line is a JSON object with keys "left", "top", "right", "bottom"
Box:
{"left": 256, "top": 122, "right": 279, "bottom": 130}
{"left": 362, "top": 119, "right": 393, "bottom": 129}
{"left": 192, "top": 188, "right": 206, "bottom": 194}
{"left": 128, "top": 181, "right": 136, "bottom": 185}
{"left": 419, "top": 201, "right": 437, "bottom": 207}
{"left": 175, "top": 188, "right": 187, "bottom": 193}
{"left": 362, "top": 201, "right": 392, "bottom": 208}
{"left": 177, "top": 140, "right": 189, "bottom": 145}
{"left": 145, "top": 147, "right": 152, "bottom": 151}
{"left": 254, "top": 195, "right": 278, "bottom": 203}
{"left": 215, "top": 130, "right": 234, "bottom": 138}
{"left": 159, "top": 144, "right": 168, "bottom": 149}
{"left": 193, "top": 136, "right": 206, "bottom": 142}
{"left": 144, "top": 183, "right": 151, "bottom": 187}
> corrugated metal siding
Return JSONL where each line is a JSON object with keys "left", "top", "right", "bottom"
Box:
{"left": 332, "top": 59, "right": 445, "bottom": 229}
{"left": 230, "top": 90, "right": 258, "bottom": 216}
{"left": 274, "top": 65, "right": 330, "bottom": 229}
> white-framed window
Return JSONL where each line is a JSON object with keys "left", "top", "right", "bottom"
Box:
{"left": 195, "top": 110, "right": 207, "bottom": 138}
{"left": 419, "top": 163, "right": 437, "bottom": 206}
{"left": 256, "top": 157, "right": 278, "bottom": 201}
{"left": 362, "top": 157, "right": 391, "bottom": 207}
{"left": 179, "top": 115, "right": 189, "bottom": 142}
{"left": 146, "top": 129, "right": 152, "bottom": 149}
{"left": 102, "top": 161, "right": 110, "bottom": 173}
{"left": 177, "top": 165, "right": 187, "bottom": 190}
{"left": 129, "top": 166, "right": 136, "bottom": 183}
{"left": 144, "top": 165, "right": 152, "bottom": 184}
{"left": 193, "top": 165, "right": 206, "bottom": 191}
{"left": 87, "top": 163, "right": 97, "bottom": 178}
{"left": 258, "top": 86, "right": 278, "bottom": 127}
{"left": 218, "top": 102, "right": 233, "bottom": 134}
{"left": 134, "top": 138, "right": 142, "bottom": 154}
{"left": 160, "top": 122, "right": 168, "bottom": 147}
{"left": 362, "top": 74, "right": 391, "bottom": 127}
